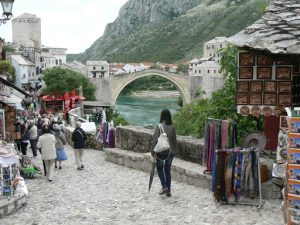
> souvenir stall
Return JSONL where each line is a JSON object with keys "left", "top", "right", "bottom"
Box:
{"left": 282, "top": 110, "right": 300, "bottom": 224}
{"left": 0, "top": 141, "right": 28, "bottom": 197}
{"left": 212, "top": 147, "right": 263, "bottom": 208}
{"left": 203, "top": 119, "right": 238, "bottom": 173}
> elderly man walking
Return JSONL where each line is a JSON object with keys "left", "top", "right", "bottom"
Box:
{"left": 28, "top": 120, "right": 38, "bottom": 157}
{"left": 72, "top": 122, "right": 87, "bottom": 170}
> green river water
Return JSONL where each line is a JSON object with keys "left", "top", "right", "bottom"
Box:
{"left": 115, "top": 96, "right": 180, "bottom": 126}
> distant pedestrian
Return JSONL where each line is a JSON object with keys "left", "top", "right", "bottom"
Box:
{"left": 72, "top": 122, "right": 87, "bottom": 170}
{"left": 151, "top": 109, "right": 177, "bottom": 197}
{"left": 28, "top": 120, "right": 38, "bottom": 157}
{"left": 37, "top": 125, "right": 57, "bottom": 182}
{"left": 20, "top": 122, "right": 30, "bottom": 155}
{"left": 52, "top": 124, "right": 67, "bottom": 169}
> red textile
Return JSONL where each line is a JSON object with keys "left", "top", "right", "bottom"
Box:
{"left": 264, "top": 115, "right": 279, "bottom": 151}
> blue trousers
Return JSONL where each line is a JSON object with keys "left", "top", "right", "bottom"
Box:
{"left": 156, "top": 151, "right": 174, "bottom": 192}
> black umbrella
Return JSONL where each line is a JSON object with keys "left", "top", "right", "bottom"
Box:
{"left": 148, "top": 158, "right": 156, "bottom": 193}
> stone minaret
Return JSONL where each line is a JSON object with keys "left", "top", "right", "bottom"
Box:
{"left": 12, "top": 13, "right": 41, "bottom": 48}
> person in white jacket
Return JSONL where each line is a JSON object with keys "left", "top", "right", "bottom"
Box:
{"left": 37, "top": 125, "right": 57, "bottom": 182}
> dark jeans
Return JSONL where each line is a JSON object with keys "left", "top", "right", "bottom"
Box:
{"left": 30, "top": 139, "right": 38, "bottom": 157}
{"left": 21, "top": 142, "right": 28, "bottom": 155}
{"left": 156, "top": 151, "right": 174, "bottom": 192}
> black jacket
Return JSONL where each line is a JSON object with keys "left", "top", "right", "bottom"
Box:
{"left": 72, "top": 128, "right": 87, "bottom": 149}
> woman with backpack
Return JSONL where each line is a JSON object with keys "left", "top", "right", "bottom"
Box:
{"left": 151, "top": 109, "right": 177, "bottom": 197}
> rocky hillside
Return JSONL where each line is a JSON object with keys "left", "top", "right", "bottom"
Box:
{"left": 69, "top": 0, "right": 267, "bottom": 63}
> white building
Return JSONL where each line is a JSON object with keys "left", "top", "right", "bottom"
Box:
{"left": 62, "top": 61, "right": 88, "bottom": 77}
{"left": 11, "top": 54, "right": 36, "bottom": 89}
{"left": 203, "top": 36, "right": 228, "bottom": 63}
{"left": 41, "top": 46, "right": 67, "bottom": 71}
{"left": 86, "top": 61, "right": 110, "bottom": 78}
{"left": 191, "top": 61, "right": 224, "bottom": 98}
{"left": 12, "top": 13, "right": 41, "bottom": 48}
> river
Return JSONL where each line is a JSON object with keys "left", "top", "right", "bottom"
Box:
{"left": 115, "top": 95, "right": 180, "bottom": 125}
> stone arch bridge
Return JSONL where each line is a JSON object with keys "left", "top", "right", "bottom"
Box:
{"left": 90, "top": 69, "right": 203, "bottom": 106}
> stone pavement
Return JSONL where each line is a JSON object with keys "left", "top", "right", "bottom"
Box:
{"left": 1, "top": 144, "right": 283, "bottom": 225}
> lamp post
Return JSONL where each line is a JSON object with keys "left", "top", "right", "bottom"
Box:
{"left": 0, "top": 0, "right": 14, "bottom": 25}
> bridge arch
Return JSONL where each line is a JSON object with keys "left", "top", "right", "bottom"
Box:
{"left": 111, "top": 69, "right": 190, "bottom": 106}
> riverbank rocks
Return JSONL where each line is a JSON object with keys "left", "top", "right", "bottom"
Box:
{"left": 115, "top": 126, "right": 204, "bottom": 164}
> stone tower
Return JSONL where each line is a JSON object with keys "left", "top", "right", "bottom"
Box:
{"left": 12, "top": 13, "right": 41, "bottom": 48}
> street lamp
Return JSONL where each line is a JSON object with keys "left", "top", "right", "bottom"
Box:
{"left": 0, "top": 0, "right": 14, "bottom": 24}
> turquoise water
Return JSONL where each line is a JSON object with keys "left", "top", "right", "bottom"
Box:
{"left": 115, "top": 96, "right": 180, "bottom": 126}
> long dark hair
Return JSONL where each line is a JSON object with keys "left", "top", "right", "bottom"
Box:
{"left": 159, "top": 109, "right": 172, "bottom": 125}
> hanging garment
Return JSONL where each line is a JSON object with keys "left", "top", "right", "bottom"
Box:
{"left": 234, "top": 152, "right": 243, "bottom": 201}
{"left": 264, "top": 115, "right": 280, "bottom": 150}
{"left": 213, "top": 151, "right": 226, "bottom": 202}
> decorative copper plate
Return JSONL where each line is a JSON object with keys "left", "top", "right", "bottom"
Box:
{"left": 251, "top": 106, "right": 261, "bottom": 118}
{"left": 240, "top": 106, "right": 250, "bottom": 116}
{"left": 262, "top": 106, "right": 273, "bottom": 116}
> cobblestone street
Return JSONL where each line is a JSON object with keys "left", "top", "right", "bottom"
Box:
{"left": 1, "top": 145, "right": 283, "bottom": 225}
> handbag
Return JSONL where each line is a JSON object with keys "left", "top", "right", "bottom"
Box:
{"left": 154, "top": 124, "right": 170, "bottom": 153}
{"left": 56, "top": 149, "right": 68, "bottom": 161}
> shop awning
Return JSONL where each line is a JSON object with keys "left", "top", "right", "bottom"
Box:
{"left": 42, "top": 95, "right": 64, "bottom": 101}
{"left": 0, "top": 94, "right": 23, "bottom": 105}
{"left": 0, "top": 77, "right": 30, "bottom": 97}
{"left": 71, "top": 95, "right": 85, "bottom": 100}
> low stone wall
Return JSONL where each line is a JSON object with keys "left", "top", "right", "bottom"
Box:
{"left": 65, "top": 127, "right": 103, "bottom": 151}
{"left": 0, "top": 194, "right": 27, "bottom": 218}
{"left": 115, "top": 126, "right": 204, "bottom": 164}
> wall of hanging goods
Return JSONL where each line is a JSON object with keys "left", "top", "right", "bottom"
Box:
{"left": 236, "top": 51, "right": 296, "bottom": 118}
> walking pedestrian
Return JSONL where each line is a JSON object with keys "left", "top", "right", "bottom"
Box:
{"left": 20, "top": 121, "right": 30, "bottom": 155}
{"left": 28, "top": 120, "right": 38, "bottom": 157}
{"left": 37, "top": 125, "right": 57, "bottom": 182}
{"left": 52, "top": 124, "right": 67, "bottom": 169}
{"left": 151, "top": 109, "right": 177, "bottom": 197}
{"left": 72, "top": 122, "right": 87, "bottom": 170}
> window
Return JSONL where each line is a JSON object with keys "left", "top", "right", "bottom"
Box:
{"left": 220, "top": 44, "right": 222, "bottom": 48}
{"left": 23, "top": 74, "right": 26, "bottom": 79}
{"left": 59, "top": 59, "right": 62, "bottom": 65}
{"left": 195, "top": 70, "right": 197, "bottom": 74}
{"left": 101, "top": 66, "right": 104, "bottom": 70}
{"left": 210, "top": 53, "right": 212, "bottom": 56}
{"left": 208, "top": 70, "right": 210, "bottom": 73}
{"left": 32, "top": 72, "right": 35, "bottom": 77}
{"left": 213, "top": 54, "right": 215, "bottom": 57}
{"left": 93, "top": 66, "right": 96, "bottom": 70}
{"left": 55, "top": 59, "right": 58, "bottom": 65}
{"left": 199, "top": 70, "right": 201, "bottom": 74}
{"left": 212, "top": 45, "right": 214, "bottom": 49}
{"left": 93, "top": 72, "right": 96, "bottom": 78}
{"left": 214, "top": 70, "right": 216, "bottom": 74}
{"left": 100, "top": 72, "right": 105, "bottom": 77}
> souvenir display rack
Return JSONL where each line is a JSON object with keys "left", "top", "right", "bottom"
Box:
{"left": 285, "top": 113, "right": 300, "bottom": 224}
{"left": 212, "top": 148, "right": 263, "bottom": 209}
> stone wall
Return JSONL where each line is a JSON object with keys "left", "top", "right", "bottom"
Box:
{"left": 115, "top": 126, "right": 204, "bottom": 164}
{"left": 65, "top": 127, "right": 103, "bottom": 151}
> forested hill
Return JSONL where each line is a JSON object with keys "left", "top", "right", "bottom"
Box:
{"left": 68, "top": 0, "right": 267, "bottom": 63}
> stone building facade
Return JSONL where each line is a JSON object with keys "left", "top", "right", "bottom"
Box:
{"left": 12, "top": 13, "right": 41, "bottom": 48}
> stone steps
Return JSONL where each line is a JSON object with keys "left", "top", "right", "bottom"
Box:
{"left": 105, "top": 148, "right": 212, "bottom": 190}
{"left": 0, "top": 194, "right": 27, "bottom": 218}
{"left": 104, "top": 148, "right": 283, "bottom": 199}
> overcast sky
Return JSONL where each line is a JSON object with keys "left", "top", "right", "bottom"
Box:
{"left": 0, "top": 0, "right": 128, "bottom": 54}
